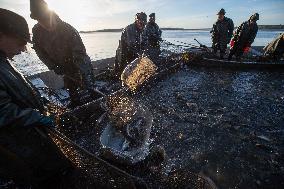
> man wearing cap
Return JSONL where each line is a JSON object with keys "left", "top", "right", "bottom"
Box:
{"left": 144, "top": 13, "right": 162, "bottom": 63}
{"left": 228, "top": 13, "right": 259, "bottom": 61}
{"left": 30, "top": 0, "right": 98, "bottom": 108}
{"left": 0, "top": 8, "right": 74, "bottom": 187}
{"left": 114, "top": 12, "right": 148, "bottom": 75}
{"left": 211, "top": 8, "right": 234, "bottom": 59}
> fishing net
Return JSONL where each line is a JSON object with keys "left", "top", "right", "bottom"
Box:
{"left": 45, "top": 77, "right": 217, "bottom": 189}
{"left": 48, "top": 129, "right": 138, "bottom": 189}
{"left": 121, "top": 56, "right": 158, "bottom": 92}
{"left": 30, "top": 45, "right": 218, "bottom": 188}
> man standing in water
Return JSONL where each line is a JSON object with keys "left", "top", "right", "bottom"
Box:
{"left": 228, "top": 13, "right": 259, "bottom": 61}
{"left": 30, "top": 0, "right": 98, "bottom": 108}
{"left": 0, "top": 8, "right": 74, "bottom": 188}
{"left": 114, "top": 12, "right": 148, "bottom": 75}
{"left": 144, "top": 13, "right": 162, "bottom": 63}
{"left": 211, "top": 8, "right": 234, "bottom": 59}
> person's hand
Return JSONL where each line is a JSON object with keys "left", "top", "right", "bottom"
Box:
{"left": 243, "top": 44, "right": 251, "bottom": 53}
{"left": 38, "top": 115, "right": 56, "bottom": 128}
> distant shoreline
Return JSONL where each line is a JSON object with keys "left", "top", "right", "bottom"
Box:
{"left": 80, "top": 25, "right": 284, "bottom": 33}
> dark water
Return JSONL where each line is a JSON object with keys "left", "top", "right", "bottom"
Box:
{"left": 135, "top": 68, "right": 284, "bottom": 189}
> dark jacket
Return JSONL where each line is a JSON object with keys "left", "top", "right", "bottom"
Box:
{"left": 32, "top": 15, "right": 95, "bottom": 90}
{"left": 0, "top": 51, "right": 45, "bottom": 128}
{"left": 211, "top": 17, "right": 234, "bottom": 50}
{"left": 145, "top": 22, "right": 162, "bottom": 47}
{"left": 115, "top": 23, "right": 147, "bottom": 74}
{"left": 232, "top": 21, "right": 258, "bottom": 47}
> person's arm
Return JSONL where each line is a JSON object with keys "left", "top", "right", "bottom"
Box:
{"left": 158, "top": 26, "right": 162, "bottom": 40}
{"left": 233, "top": 22, "right": 244, "bottom": 42}
{"left": 248, "top": 25, "right": 258, "bottom": 45}
{"left": 33, "top": 43, "right": 61, "bottom": 74}
{"left": 228, "top": 19, "right": 234, "bottom": 43}
{"left": 0, "top": 79, "right": 44, "bottom": 128}
{"left": 153, "top": 24, "right": 162, "bottom": 40}
{"left": 32, "top": 26, "right": 60, "bottom": 73}
{"left": 120, "top": 28, "right": 128, "bottom": 63}
{"left": 211, "top": 23, "right": 217, "bottom": 43}
{"left": 69, "top": 26, "right": 95, "bottom": 89}
{"left": 124, "top": 26, "right": 140, "bottom": 56}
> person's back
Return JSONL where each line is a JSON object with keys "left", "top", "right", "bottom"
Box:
{"left": 32, "top": 18, "right": 89, "bottom": 76}
{"left": 30, "top": 0, "right": 96, "bottom": 107}
{"left": 235, "top": 21, "right": 258, "bottom": 43}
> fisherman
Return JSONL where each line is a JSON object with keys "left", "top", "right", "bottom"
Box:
{"left": 228, "top": 13, "right": 259, "bottom": 61}
{"left": 210, "top": 8, "right": 234, "bottom": 59}
{"left": 144, "top": 13, "right": 162, "bottom": 63}
{"left": 114, "top": 12, "right": 148, "bottom": 76}
{"left": 263, "top": 33, "right": 284, "bottom": 61}
{"left": 0, "top": 8, "right": 74, "bottom": 188}
{"left": 30, "top": 0, "right": 98, "bottom": 108}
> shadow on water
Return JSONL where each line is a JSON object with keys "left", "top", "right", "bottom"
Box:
{"left": 134, "top": 67, "right": 284, "bottom": 189}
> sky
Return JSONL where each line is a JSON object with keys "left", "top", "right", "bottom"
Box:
{"left": 1, "top": 0, "right": 284, "bottom": 31}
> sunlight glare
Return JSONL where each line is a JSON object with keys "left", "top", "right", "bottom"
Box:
{"left": 45, "top": 0, "right": 86, "bottom": 30}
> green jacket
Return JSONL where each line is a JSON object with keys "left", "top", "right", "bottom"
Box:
{"left": 0, "top": 51, "right": 44, "bottom": 128}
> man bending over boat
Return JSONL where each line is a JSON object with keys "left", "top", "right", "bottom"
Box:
{"left": 30, "top": 0, "right": 98, "bottom": 108}
{"left": 0, "top": 8, "right": 75, "bottom": 188}
{"left": 211, "top": 8, "right": 234, "bottom": 59}
{"left": 228, "top": 13, "right": 259, "bottom": 61}
{"left": 114, "top": 12, "right": 148, "bottom": 76}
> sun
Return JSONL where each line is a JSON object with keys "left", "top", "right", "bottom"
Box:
{"left": 45, "top": 0, "right": 86, "bottom": 30}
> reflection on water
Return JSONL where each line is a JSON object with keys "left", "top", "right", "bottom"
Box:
{"left": 81, "top": 32, "right": 121, "bottom": 61}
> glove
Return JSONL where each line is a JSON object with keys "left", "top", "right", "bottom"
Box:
{"left": 230, "top": 40, "right": 235, "bottom": 48}
{"left": 38, "top": 115, "right": 56, "bottom": 128}
{"left": 243, "top": 43, "right": 251, "bottom": 53}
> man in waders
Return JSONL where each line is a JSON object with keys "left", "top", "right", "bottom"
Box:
{"left": 30, "top": 0, "right": 99, "bottom": 108}
{"left": 228, "top": 13, "right": 259, "bottom": 61}
{"left": 0, "top": 8, "right": 74, "bottom": 188}
{"left": 114, "top": 12, "right": 148, "bottom": 76}
{"left": 211, "top": 8, "right": 234, "bottom": 59}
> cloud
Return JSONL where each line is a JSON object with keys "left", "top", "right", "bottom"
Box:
{"left": 1, "top": 0, "right": 284, "bottom": 31}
